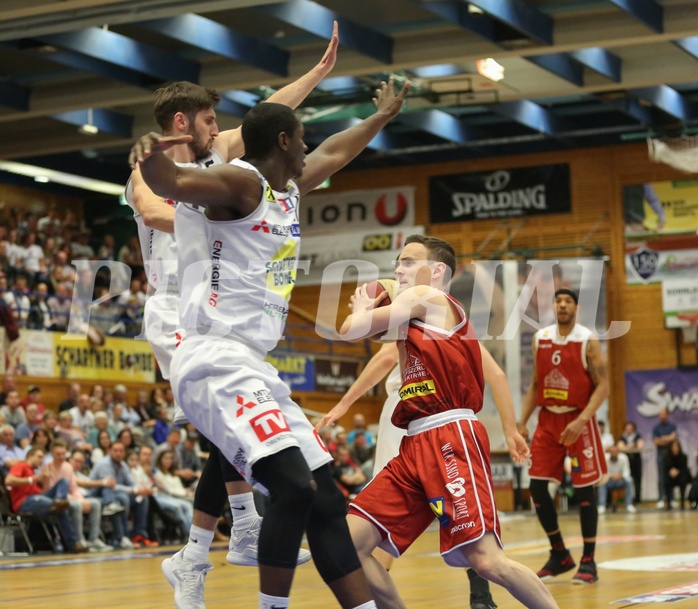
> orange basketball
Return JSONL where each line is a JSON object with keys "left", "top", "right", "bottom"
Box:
{"left": 364, "top": 279, "right": 397, "bottom": 307}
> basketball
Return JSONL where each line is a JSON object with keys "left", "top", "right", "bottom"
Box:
{"left": 364, "top": 279, "right": 397, "bottom": 307}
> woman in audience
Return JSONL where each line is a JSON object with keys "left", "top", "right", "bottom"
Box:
{"left": 664, "top": 439, "right": 692, "bottom": 510}
{"left": 153, "top": 449, "right": 193, "bottom": 534}
{"left": 90, "top": 429, "right": 113, "bottom": 464}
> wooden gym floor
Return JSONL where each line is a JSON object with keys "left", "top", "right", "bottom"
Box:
{"left": 2, "top": 507, "right": 697, "bottom": 608}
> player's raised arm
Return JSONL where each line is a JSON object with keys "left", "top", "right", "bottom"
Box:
{"left": 214, "top": 21, "right": 339, "bottom": 162}
{"left": 296, "top": 77, "right": 409, "bottom": 195}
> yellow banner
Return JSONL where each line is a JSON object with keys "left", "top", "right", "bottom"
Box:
{"left": 13, "top": 330, "right": 156, "bottom": 382}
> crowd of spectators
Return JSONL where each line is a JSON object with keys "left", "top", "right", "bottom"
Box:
{"left": 0, "top": 374, "right": 208, "bottom": 553}
{"left": 0, "top": 205, "right": 146, "bottom": 340}
{"left": 316, "top": 412, "right": 376, "bottom": 500}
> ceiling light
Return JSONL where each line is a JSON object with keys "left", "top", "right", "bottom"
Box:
{"left": 0, "top": 160, "right": 124, "bottom": 196}
{"left": 476, "top": 58, "right": 505, "bottom": 82}
{"left": 79, "top": 108, "right": 99, "bottom": 135}
{"left": 34, "top": 176, "right": 49, "bottom": 183}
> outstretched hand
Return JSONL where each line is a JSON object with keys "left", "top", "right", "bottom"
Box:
{"left": 373, "top": 76, "right": 410, "bottom": 119}
{"left": 316, "top": 21, "right": 339, "bottom": 77}
{"left": 128, "top": 133, "right": 192, "bottom": 168}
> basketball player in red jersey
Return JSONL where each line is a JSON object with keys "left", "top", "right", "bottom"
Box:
{"left": 518, "top": 288, "right": 609, "bottom": 585}
{"left": 339, "top": 235, "right": 559, "bottom": 609}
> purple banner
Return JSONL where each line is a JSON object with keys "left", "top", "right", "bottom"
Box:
{"left": 625, "top": 368, "right": 698, "bottom": 501}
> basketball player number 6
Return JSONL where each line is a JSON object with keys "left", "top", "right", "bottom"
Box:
{"left": 551, "top": 350, "right": 562, "bottom": 366}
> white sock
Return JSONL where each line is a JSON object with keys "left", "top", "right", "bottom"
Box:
{"left": 183, "top": 525, "right": 214, "bottom": 563}
{"left": 259, "top": 592, "right": 289, "bottom": 609}
{"left": 229, "top": 492, "right": 258, "bottom": 532}
{"left": 352, "top": 603, "right": 377, "bottom": 609}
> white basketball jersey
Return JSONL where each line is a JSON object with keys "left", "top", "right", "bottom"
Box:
{"left": 124, "top": 148, "right": 224, "bottom": 292}
{"left": 176, "top": 158, "right": 301, "bottom": 353}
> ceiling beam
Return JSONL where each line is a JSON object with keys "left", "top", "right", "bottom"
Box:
{"left": 607, "top": 0, "right": 663, "bottom": 33}
{"left": 570, "top": 47, "right": 621, "bottom": 82}
{"left": 307, "top": 117, "right": 397, "bottom": 151}
{"left": 35, "top": 27, "right": 200, "bottom": 85}
{"left": 631, "top": 85, "right": 696, "bottom": 121}
{"left": 674, "top": 36, "right": 698, "bottom": 62}
{"left": 399, "top": 109, "right": 481, "bottom": 145}
{"left": 492, "top": 100, "right": 566, "bottom": 136}
{"left": 467, "top": 0, "right": 553, "bottom": 46}
{"left": 258, "top": 0, "right": 393, "bottom": 64}
{"left": 527, "top": 53, "right": 584, "bottom": 86}
{"left": 139, "top": 14, "right": 289, "bottom": 78}
{"left": 51, "top": 108, "right": 133, "bottom": 138}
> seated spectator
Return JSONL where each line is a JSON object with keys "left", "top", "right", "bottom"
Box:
{"left": 89, "top": 440, "right": 156, "bottom": 549}
{"left": 71, "top": 230, "right": 95, "bottom": 260}
{"left": 55, "top": 411, "right": 90, "bottom": 453}
{"left": 162, "top": 386, "right": 176, "bottom": 423}
{"left": 349, "top": 431, "right": 375, "bottom": 478}
{"left": 331, "top": 446, "right": 368, "bottom": 499}
{"left": 4, "top": 275, "right": 31, "bottom": 325}
{"left": 117, "top": 428, "right": 138, "bottom": 454}
{"left": 153, "top": 428, "right": 198, "bottom": 487}
{"left": 132, "top": 389, "right": 156, "bottom": 430}
{"left": 27, "top": 427, "right": 54, "bottom": 460}
{"left": 49, "top": 251, "right": 76, "bottom": 289}
{"left": 27, "top": 282, "right": 53, "bottom": 330}
{"left": 41, "top": 439, "right": 112, "bottom": 552}
{"left": 664, "top": 440, "right": 692, "bottom": 510}
{"left": 598, "top": 445, "right": 636, "bottom": 514}
{"left": 153, "top": 449, "right": 194, "bottom": 533}
{"left": 0, "top": 424, "right": 25, "bottom": 476}
{"left": 20, "top": 385, "right": 46, "bottom": 420}
{"left": 176, "top": 429, "right": 202, "bottom": 487}
{"left": 346, "top": 412, "right": 375, "bottom": 447}
{"left": 69, "top": 393, "right": 95, "bottom": 435}
{"left": 87, "top": 413, "right": 115, "bottom": 448}
{"left": 59, "top": 382, "right": 81, "bottom": 413}
{"left": 21, "top": 232, "right": 48, "bottom": 285}
{"left": 37, "top": 205, "right": 62, "bottom": 235}
{"left": 90, "top": 429, "right": 114, "bottom": 465}
{"left": 5, "top": 447, "right": 88, "bottom": 553}
{"left": 618, "top": 420, "right": 644, "bottom": 504}
{"left": 152, "top": 406, "right": 171, "bottom": 446}
{"left": 15, "top": 404, "right": 42, "bottom": 448}
{"left": 116, "top": 278, "right": 146, "bottom": 336}
{"left": 108, "top": 403, "right": 126, "bottom": 436}
{"left": 97, "top": 234, "right": 116, "bottom": 261}
{"left": 46, "top": 282, "right": 72, "bottom": 331}
{"left": 0, "top": 389, "right": 26, "bottom": 428}
{"left": 0, "top": 373, "right": 17, "bottom": 405}
{"left": 117, "top": 235, "right": 144, "bottom": 273}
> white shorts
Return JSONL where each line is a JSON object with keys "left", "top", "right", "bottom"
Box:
{"left": 373, "top": 366, "right": 406, "bottom": 476}
{"left": 143, "top": 292, "right": 179, "bottom": 380}
{"left": 171, "top": 336, "right": 333, "bottom": 483}
{"left": 144, "top": 292, "right": 188, "bottom": 424}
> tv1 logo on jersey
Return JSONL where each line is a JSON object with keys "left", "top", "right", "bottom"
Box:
{"left": 250, "top": 409, "right": 291, "bottom": 442}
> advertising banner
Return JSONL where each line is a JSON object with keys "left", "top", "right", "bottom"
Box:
{"left": 314, "top": 358, "right": 363, "bottom": 394}
{"left": 265, "top": 353, "right": 315, "bottom": 391}
{"left": 298, "top": 226, "right": 424, "bottom": 286}
{"left": 625, "top": 368, "right": 698, "bottom": 501}
{"left": 7, "top": 330, "right": 157, "bottom": 383}
{"left": 623, "top": 180, "right": 698, "bottom": 237}
{"left": 301, "top": 186, "right": 415, "bottom": 236}
{"left": 626, "top": 246, "right": 698, "bottom": 284}
{"left": 661, "top": 278, "right": 698, "bottom": 328}
{"left": 429, "top": 164, "right": 571, "bottom": 223}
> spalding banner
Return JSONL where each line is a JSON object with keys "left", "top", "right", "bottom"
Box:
{"left": 429, "top": 164, "right": 571, "bottom": 222}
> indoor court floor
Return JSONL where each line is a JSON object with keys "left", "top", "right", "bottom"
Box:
{"left": 2, "top": 507, "right": 697, "bottom": 608}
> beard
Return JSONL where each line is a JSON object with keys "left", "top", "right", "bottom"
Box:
{"left": 189, "top": 130, "right": 212, "bottom": 160}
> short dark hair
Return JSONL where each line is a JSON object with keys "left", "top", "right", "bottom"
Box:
{"left": 554, "top": 288, "right": 578, "bottom": 305}
{"left": 153, "top": 82, "right": 221, "bottom": 131}
{"left": 404, "top": 234, "right": 457, "bottom": 280}
{"left": 242, "top": 103, "right": 300, "bottom": 161}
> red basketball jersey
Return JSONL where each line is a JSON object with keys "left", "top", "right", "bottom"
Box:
{"left": 534, "top": 323, "right": 594, "bottom": 411}
{"left": 391, "top": 293, "right": 484, "bottom": 429}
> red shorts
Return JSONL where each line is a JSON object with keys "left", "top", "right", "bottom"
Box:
{"left": 529, "top": 408, "right": 607, "bottom": 487}
{"left": 349, "top": 412, "right": 502, "bottom": 567}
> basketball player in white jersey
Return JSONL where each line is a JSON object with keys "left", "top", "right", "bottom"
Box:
{"left": 126, "top": 26, "right": 339, "bottom": 609}
{"left": 130, "top": 79, "right": 409, "bottom": 609}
